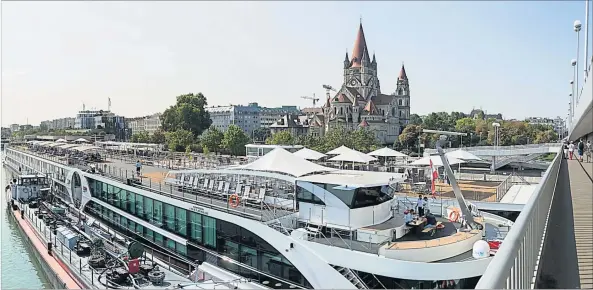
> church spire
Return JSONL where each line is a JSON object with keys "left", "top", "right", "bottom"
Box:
{"left": 343, "top": 52, "right": 350, "bottom": 68}
{"left": 398, "top": 63, "right": 408, "bottom": 80}
{"left": 350, "top": 22, "right": 370, "bottom": 68}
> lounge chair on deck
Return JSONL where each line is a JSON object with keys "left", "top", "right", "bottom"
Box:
{"left": 223, "top": 182, "right": 230, "bottom": 195}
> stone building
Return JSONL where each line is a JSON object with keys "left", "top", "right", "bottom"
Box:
{"left": 309, "top": 22, "right": 411, "bottom": 144}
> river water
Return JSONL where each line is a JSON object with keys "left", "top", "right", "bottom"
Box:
{"left": 1, "top": 167, "right": 51, "bottom": 289}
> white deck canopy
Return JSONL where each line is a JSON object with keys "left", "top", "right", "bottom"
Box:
{"left": 326, "top": 145, "right": 354, "bottom": 155}
{"left": 410, "top": 155, "right": 466, "bottom": 166}
{"left": 445, "top": 149, "right": 482, "bottom": 161}
{"left": 329, "top": 149, "right": 378, "bottom": 163}
{"left": 240, "top": 148, "right": 335, "bottom": 177}
{"left": 293, "top": 147, "right": 327, "bottom": 161}
{"left": 367, "top": 147, "right": 408, "bottom": 158}
{"left": 55, "top": 138, "right": 68, "bottom": 143}
{"left": 74, "top": 138, "right": 90, "bottom": 143}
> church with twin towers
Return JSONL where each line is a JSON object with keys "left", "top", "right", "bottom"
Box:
{"left": 310, "top": 22, "right": 411, "bottom": 145}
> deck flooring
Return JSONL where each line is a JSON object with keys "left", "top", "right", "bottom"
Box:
{"left": 569, "top": 160, "right": 593, "bottom": 289}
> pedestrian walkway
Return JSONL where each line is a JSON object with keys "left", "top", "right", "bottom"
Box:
{"left": 568, "top": 160, "right": 593, "bottom": 289}
{"left": 13, "top": 209, "right": 83, "bottom": 289}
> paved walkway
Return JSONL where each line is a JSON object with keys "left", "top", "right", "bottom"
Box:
{"left": 568, "top": 159, "right": 593, "bottom": 289}
{"left": 13, "top": 208, "right": 83, "bottom": 289}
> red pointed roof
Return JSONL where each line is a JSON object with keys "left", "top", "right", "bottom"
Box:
{"left": 363, "top": 100, "right": 380, "bottom": 115}
{"left": 350, "top": 23, "right": 370, "bottom": 68}
{"left": 359, "top": 119, "right": 370, "bottom": 127}
{"left": 333, "top": 94, "right": 351, "bottom": 103}
{"left": 398, "top": 64, "right": 408, "bottom": 80}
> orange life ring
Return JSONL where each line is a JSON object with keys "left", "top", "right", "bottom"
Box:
{"left": 448, "top": 210, "right": 460, "bottom": 222}
{"left": 228, "top": 194, "right": 240, "bottom": 208}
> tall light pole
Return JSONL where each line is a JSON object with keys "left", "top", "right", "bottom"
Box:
{"left": 574, "top": 20, "right": 582, "bottom": 104}
{"left": 585, "top": 1, "right": 590, "bottom": 80}
{"left": 571, "top": 60, "right": 577, "bottom": 122}
{"left": 492, "top": 122, "right": 501, "bottom": 172}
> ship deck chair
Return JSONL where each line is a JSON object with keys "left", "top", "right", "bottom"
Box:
{"left": 222, "top": 182, "right": 231, "bottom": 196}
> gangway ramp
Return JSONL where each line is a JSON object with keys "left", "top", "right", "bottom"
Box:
{"left": 499, "top": 184, "right": 538, "bottom": 204}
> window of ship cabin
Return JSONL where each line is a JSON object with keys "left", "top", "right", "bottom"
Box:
{"left": 322, "top": 183, "right": 356, "bottom": 207}
{"left": 295, "top": 185, "right": 325, "bottom": 205}
{"left": 352, "top": 186, "right": 390, "bottom": 208}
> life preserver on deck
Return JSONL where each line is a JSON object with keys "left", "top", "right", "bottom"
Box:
{"left": 448, "top": 210, "right": 460, "bottom": 222}
{"left": 228, "top": 194, "right": 240, "bottom": 208}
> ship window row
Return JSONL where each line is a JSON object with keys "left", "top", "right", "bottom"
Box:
{"left": 296, "top": 182, "right": 391, "bottom": 209}
{"left": 87, "top": 178, "right": 311, "bottom": 289}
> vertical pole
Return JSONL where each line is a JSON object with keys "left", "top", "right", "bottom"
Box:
{"left": 576, "top": 31, "right": 581, "bottom": 104}
{"left": 585, "top": 0, "right": 590, "bottom": 80}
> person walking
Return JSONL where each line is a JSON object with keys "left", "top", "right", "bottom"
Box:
{"left": 568, "top": 141, "right": 575, "bottom": 160}
{"left": 586, "top": 140, "right": 592, "bottom": 163}
{"left": 563, "top": 141, "right": 569, "bottom": 159}
{"left": 577, "top": 139, "right": 585, "bottom": 162}
{"left": 135, "top": 160, "right": 142, "bottom": 177}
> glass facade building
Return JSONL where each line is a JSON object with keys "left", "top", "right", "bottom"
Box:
{"left": 86, "top": 177, "right": 311, "bottom": 289}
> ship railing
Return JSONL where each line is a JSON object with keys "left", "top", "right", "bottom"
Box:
{"left": 101, "top": 149, "right": 246, "bottom": 171}
{"left": 24, "top": 204, "right": 205, "bottom": 288}
{"left": 475, "top": 148, "right": 562, "bottom": 289}
{"left": 99, "top": 164, "right": 296, "bottom": 223}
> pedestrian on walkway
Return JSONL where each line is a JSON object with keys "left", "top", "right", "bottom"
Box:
{"left": 563, "top": 141, "right": 569, "bottom": 159}
{"left": 135, "top": 160, "right": 142, "bottom": 177}
{"left": 586, "top": 140, "right": 592, "bottom": 163}
{"left": 577, "top": 139, "right": 585, "bottom": 162}
{"left": 568, "top": 141, "right": 575, "bottom": 160}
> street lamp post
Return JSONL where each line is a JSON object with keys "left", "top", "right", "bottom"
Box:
{"left": 571, "top": 59, "right": 577, "bottom": 123}
{"left": 492, "top": 122, "right": 501, "bottom": 172}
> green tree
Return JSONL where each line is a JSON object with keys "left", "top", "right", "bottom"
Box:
{"left": 161, "top": 93, "right": 212, "bottom": 138}
{"left": 165, "top": 129, "right": 194, "bottom": 152}
{"left": 222, "top": 125, "right": 250, "bottom": 156}
{"left": 201, "top": 126, "right": 224, "bottom": 153}
{"left": 131, "top": 131, "right": 151, "bottom": 143}
{"left": 266, "top": 131, "right": 295, "bottom": 145}
{"left": 322, "top": 127, "right": 354, "bottom": 152}
{"left": 296, "top": 134, "right": 325, "bottom": 152}
{"left": 455, "top": 118, "right": 476, "bottom": 134}
{"left": 409, "top": 114, "right": 423, "bottom": 126}
{"left": 352, "top": 128, "right": 380, "bottom": 152}
{"left": 398, "top": 124, "right": 423, "bottom": 150}
{"left": 534, "top": 130, "right": 558, "bottom": 144}
{"left": 151, "top": 129, "right": 166, "bottom": 144}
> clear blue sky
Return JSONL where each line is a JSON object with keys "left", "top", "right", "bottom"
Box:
{"left": 2, "top": 1, "right": 591, "bottom": 125}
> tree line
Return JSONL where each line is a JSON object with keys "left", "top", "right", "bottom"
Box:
{"left": 130, "top": 93, "right": 250, "bottom": 156}
{"left": 398, "top": 112, "right": 559, "bottom": 156}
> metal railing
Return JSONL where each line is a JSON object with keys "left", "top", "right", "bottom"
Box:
{"left": 494, "top": 173, "right": 515, "bottom": 202}
{"left": 475, "top": 148, "right": 563, "bottom": 289}
{"left": 22, "top": 205, "right": 197, "bottom": 288}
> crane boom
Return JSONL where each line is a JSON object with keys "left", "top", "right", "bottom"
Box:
{"left": 301, "top": 94, "right": 319, "bottom": 106}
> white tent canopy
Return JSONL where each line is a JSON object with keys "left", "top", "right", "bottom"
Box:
{"left": 326, "top": 145, "right": 354, "bottom": 156}
{"left": 241, "top": 148, "right": 335, "bottom": 177}
{"left": 410, "top": 155, "right": 466, "bottom": 166}
{"left": 367, "top": 147, "right": 408, "bottom": 158}
{"left": 74, "top": 138, "right": 90, "bottom": 143}
{"left": 55, "top": 138, "right": 68, "bottom": 143}
{"left": 329, "top": 150, "right": 378, "bottom": 163}
{"left": 293, "top": 147, "right": 327, "bottom": 161}
{"left": 445, "top": 149, "right": 482, "bottom": 161}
